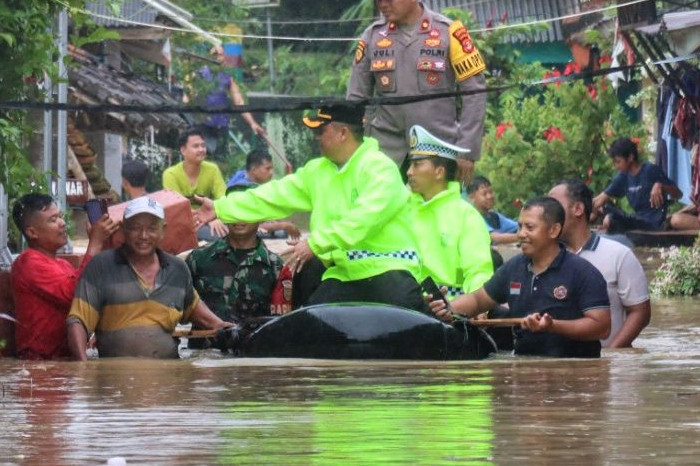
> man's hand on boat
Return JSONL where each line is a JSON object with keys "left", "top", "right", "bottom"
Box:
{"left": 284, "top": 238, "right": 315, "bottom": 275}
{"left": 192, "top": 195, "right": 217, "bottom": 228}
{"left": 426, "top": 287, "right": 454, "bottom": 322}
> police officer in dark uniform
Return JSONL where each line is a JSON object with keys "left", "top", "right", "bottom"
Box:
{"left": 347, "top": 0, "right": 487, "bottom": 184}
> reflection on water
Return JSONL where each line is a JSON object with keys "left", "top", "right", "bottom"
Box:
{"left": 1, "top": 298, "right": 699, "bottom": 465}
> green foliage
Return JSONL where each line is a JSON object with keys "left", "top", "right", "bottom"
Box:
{"left": 0, "top": 0, "right": 96, "bottom": 250}
{"left": 71, "top": 27, "right": 121, "bottom": 49}
{"left": 651, "top": 244, "right": 700, "bottom": 296}
{"left": 479, "top": 74, "right": 645, "bottom": 218}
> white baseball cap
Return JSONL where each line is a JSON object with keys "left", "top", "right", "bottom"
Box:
{"left": 123, "top": 196, "right": 165, "bottom": 220}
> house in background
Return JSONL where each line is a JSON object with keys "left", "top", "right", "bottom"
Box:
{"left": 65, "top": 0, "right": 205, "bottom": 199}
{"left": 425, "top": 0, "right": 580, "bottom": 66}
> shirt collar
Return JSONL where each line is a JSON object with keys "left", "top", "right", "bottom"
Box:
{"left": 414, "top": 181, "right": 461, "bottom": 206}
{"left": 384, "top": 3, "right": 431, "bottom": 34}
{"left": 581, "top": 231, "right": 601, "bottom": 252}
{"left": 526, "top": 243, "right": 568, "bottom": 274}
{"left": 115, "top": 245, "right": 170, "bottom": 268}
{"left": 211, "top": 237, "right": 273, "bottom": 266}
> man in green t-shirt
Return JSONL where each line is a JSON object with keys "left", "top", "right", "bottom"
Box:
{"left": 163, "top": 127, "right": 228, "bottom": 241}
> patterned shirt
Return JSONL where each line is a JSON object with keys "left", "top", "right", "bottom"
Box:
{"left": 186, "top": 238, "right": 283, "bottom": 323}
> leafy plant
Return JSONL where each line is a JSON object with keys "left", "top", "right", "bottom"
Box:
{"left": 651, "top": 243, "right": 700, "bottom": 296}
{"left": 0, "top": 0, "right": 117, "bottom": 250}
{"left": 479, "top": 66, "right": 645, "bottom": 218}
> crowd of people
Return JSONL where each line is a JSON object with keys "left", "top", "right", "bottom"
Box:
{"left": 9, "top": 0, "right": 691, "bottom": 362}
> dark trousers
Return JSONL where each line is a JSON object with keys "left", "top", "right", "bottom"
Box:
{"left": 603, "top": 205, "right": 659, "bottom": 233}
{"left": 306, "top": 269, "right": 428, "bottom": 313}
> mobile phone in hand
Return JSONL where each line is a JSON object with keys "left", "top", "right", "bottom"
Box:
{"left": 421, "top": 276, "right": 449, "bottom": 306}
{"left": 85, "top": 198, "right": 108, "bottom": 225}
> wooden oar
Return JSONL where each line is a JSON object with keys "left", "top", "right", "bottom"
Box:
{"left": 467, "top": 317, "right": 524, "bottom": 327}
{"left": 172, "top": 328, "right": 219, "bottom": 339}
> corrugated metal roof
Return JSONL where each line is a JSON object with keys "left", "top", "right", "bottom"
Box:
{"left": 424, "top": 0, "right": 582, "bottom": 42}
{"left": 86, "top": 0, "right": 189, "bottom": 28}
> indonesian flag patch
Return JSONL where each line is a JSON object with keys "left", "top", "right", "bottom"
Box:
{"left": 509, "top": 282, "right": 521, "bottom": 295}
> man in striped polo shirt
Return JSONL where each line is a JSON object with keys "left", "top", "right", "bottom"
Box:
{"left": 66, "top": 196, "right": 229, "bottom": 360}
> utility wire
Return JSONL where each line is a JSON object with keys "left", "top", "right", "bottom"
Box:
{"left": 50, "top": 0, "right": 654, "bottom": 42}
{"left": 2, "top": 53, "right": 696, "bottom": 115}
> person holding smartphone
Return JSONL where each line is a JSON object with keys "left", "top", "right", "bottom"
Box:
{"left": 10, "top": 193, "right": 119, "bottom": 360}
{"left": 406, "top": 125, "right": 493, "bottom": 301}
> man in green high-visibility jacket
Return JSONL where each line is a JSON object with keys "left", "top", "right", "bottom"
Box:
{"left": 406, "top": 125, "right": 493, "bottom": 300}
{"left": 193, "top": 104, "right": 426, "bottom": 311}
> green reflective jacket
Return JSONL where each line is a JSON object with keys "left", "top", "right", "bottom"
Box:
{"left": 411, "top": 182, "right": 493, "bottom": 299}
{"left": 213, "top": 137, "right": 420, "bottom": 282}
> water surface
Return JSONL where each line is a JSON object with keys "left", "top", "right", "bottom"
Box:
{"left": 2, "top": 247, "right": 699, "bottom": 465}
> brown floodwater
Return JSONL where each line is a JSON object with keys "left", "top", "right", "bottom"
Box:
{"left": 1, "top": 296, "right": 699, "bottom": 465}
{"left": 1, "top": 248, "right": 699, "bottom": 465}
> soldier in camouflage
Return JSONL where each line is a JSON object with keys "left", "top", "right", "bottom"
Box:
{"left": 185, "top": 182, "right": 283, "bottom": 349}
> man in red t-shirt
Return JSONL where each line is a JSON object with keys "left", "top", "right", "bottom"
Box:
{"left": 10, "top": 193, "right": 119, "bottom": 359}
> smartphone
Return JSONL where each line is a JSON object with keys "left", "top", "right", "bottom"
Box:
{"left": 85, "top": 198, "right": 108, "bottom": 225}
{"left": 421, "top": 276, "right": 449, "bottom": 306}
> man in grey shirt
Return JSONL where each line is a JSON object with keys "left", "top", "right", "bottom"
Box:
{"left": 549, "top": 179, "right": 651, "bottom": 348}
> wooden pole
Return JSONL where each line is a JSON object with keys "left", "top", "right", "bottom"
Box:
{"left": 467, "top": 317, "right": 523, "bottom": 327}
{"left": 172, "top": 328, "right": 219, "bottom": 339}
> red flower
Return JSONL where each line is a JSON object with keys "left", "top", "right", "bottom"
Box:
{"left": 495, "top": 121, "right": 513, "bottom": 140}
{"left": 598, "top": 55, "right": 612, "bottom": 66}
{"left": 631, "top": 137, "right": 640, "bottom": 146}
{"left": 543, "top": 69, "right": 562, "bottom": 86}
{"left": 563, "top": 62, "right": 581, "bottom": 76}
{"left": 551, "top": 69, "right": 561, "bottom": 87}
{"left": 543, "top": 126, "right": 565, "bottom": 142}
{"left": 587, "top": 84, "right": 598, "bottom": 100}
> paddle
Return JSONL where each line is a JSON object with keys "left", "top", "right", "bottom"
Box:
{"left": 172, "top": 328, "right": 220, "bottom": 339}
{"left": 467, "top": 317, "right": 524, "bottom": 327}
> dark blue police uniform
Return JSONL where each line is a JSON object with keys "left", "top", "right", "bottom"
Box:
{"left": 483, "top": 245, "right": 610, "bottom": 358}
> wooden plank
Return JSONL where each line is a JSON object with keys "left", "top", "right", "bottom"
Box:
{"left": 626, "top": 229, "right": 698, "bottom": 247}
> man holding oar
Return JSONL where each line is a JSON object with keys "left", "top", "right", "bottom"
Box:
{"left": 405, "top": 125, "right": 493, "bottom": 299}
{"left": 193, "top": 104, "right": 426, "bottom": 311}
{"left": 66, "top": 197, "right": 230, "bottom": 360}
{"left": 431, "top": 196, "right": 611, "bottom": 358}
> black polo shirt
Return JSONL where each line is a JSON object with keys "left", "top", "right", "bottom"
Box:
{"left": 483, "top": 244, "right": 609, "bottom": 358}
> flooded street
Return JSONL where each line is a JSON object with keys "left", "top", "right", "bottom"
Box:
{"left": 1, "top": 250, "right": 699, "bottom": 464}
{"left": 0, "top": 294, "right": 697, "bottom": 465}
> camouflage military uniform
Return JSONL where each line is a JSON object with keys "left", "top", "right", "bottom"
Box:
{"left": 186, "top": 238, "right": 283, "bottom": 324}
{"left": 347, "top": 3, "right": 487, "bottom": 165}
